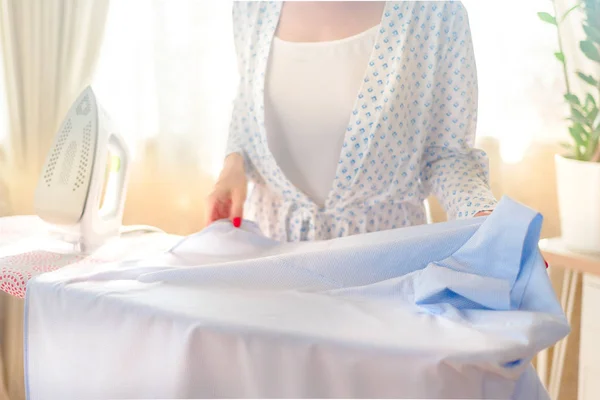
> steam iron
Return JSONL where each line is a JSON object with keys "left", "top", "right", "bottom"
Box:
{"left": 34, "top": 86, "right": 131, "bottom": 253}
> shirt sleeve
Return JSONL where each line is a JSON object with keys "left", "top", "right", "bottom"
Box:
{"left": 420, "top": 2, "right": 497, "bottom": 219}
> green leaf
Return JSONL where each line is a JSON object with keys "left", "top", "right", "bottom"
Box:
{"left": 537, "top": 12, "right": 557, "bottom": 25}
{"left": 559, "top": 141, "right": 573, "bottom": 149}
{"left": 570, "top": 123, "right": 588, "bottom": 159}
{"left": 584, "top": 137, "right": 599, "bottom": 160}
{"left": 577, "top": 72, "right": 599, "bottom": 86}
{"left": 588, "top": 107, "right": 599, "bottom": 126}
{"left": 569, "top": 126, "right": 586, "bottom": 159}
{"left": 570, "top": 122, "right": 587, "bottom": 140}
{"left": 593, "top": 108, "right": 600, "bottom": 131}
{"left": 565, "top": 93, "right": 581, "bottom": 105}
{"left": 571, "top": 108, "right": 588, "bottom": 125}
{"left": 586, "top": 94, "right": 597, "bottom": 109}
{"left": 584, "top": 24, "right": 600, "bottom": 44}
{"left": 561, "top": 3, "right": 582, "bottom": 22}
{"left": 580, "top": 40, "right": 600, "bottom": 62}
{"left": 554, "top": 52, "right": 566, "bottom": 63}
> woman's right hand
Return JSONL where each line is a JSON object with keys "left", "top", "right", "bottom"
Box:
{"left": 206, "top": 153, "right": 247, "bottom": 227}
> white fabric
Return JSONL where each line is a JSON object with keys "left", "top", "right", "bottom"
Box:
{"left": 0, "top": 216, "right": 179, "bottom": 400}
{"left": 24, "top": 197, "right": 567, "bottom": 399}
{"left": 265, "top": 26, "right": 378, "bottom": 206}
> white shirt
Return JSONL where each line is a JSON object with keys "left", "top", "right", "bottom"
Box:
{"left": 264, "top": 26, "right": 378, "bottom": 206}
{"left": 227, "top": 2, "right": 497, "bottom": 242}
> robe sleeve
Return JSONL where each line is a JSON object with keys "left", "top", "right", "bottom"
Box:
{"left": 420, "top": 2, "right": 497, "bottom": 219}
{"left": 225, "top": 3, "right": 247, "bottom": 158}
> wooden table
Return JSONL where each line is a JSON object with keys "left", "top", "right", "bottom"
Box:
{"left": 538, "top": 238, "right": 600, "bottom": 400}
{"left": 540, "top": 238, "right": 600, "bottom": 276}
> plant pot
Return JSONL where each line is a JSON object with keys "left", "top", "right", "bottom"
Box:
{"left": 555, "top": 154, "right": 600, "bottom": 254}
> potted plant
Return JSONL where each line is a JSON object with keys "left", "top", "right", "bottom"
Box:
{"left": 539, "top": 0, "right": 600, "bottom": 253}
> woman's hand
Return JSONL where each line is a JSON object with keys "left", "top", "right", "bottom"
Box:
{"left": 206, "top": 153, "right": 247, "bottom": 227}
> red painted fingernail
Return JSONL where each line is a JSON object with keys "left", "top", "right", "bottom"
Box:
{"left": 544, "top": 260, "right": 548, "bottom": 268}
{"left": 232, "top": 217, "right": 241, "bottom": 228}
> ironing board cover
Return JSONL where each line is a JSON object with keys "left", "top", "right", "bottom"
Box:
{"left": 0, "top": 216, "right": 175, "bottom": 298}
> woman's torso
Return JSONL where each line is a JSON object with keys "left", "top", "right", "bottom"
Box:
{"left": 232, "top": 1, "right": 461, "bottom": 241}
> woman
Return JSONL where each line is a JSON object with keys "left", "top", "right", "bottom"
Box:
{"left": 207, "top": 1, "right": 496, "bottom": 242}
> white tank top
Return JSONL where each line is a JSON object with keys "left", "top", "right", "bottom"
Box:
{"left": 264, "top": 25, "right": 378, "bottom": 207}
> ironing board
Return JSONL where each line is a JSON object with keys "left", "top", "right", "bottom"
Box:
{"left": 0, "top": 216, "right": 179, "bottom": 298}
{"left": 23, "top": 197, "right": 568, "bottom": 399}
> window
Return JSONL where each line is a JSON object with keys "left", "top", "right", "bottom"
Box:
{"left": 464, "top": 0, "right": 566, "bottom": 163}
{"left": 93, "top": 0, "right": 237, "bottom": 178}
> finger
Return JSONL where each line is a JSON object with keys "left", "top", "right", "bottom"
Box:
{"left": 205, "top": 195, "right": 217, "bottom": 224}
{"left": 211, "top": 202, "right": 226, "bottom": 224}
{"left": 206, "top": 193, "right": 226, "bottom": 224}
{"left": 230, "top": 188, "right": 246, "bottom": 227}
{"left": 216, "top": 199, "right": 231, "bottom": 222}
{"left": 474, "top": 210, "right": 492, "bottom": 217}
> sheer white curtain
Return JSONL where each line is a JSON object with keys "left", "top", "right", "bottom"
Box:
{"left": 93, "top": 0, "right": 237, "bottom": 175}
{"left": 0, "top": 46, "right": 6, "bottom": 142}
{"left": 463, "top": 0, "right": 566, "bottom": 164}
{"left": 93, "top": 0, "right": 237, "bottom": 233}
{"left": 0, "top": 36, "right": 8, "bottom": 217}
{"left": 0, "top": 88, "right": 6, "bottom": 400}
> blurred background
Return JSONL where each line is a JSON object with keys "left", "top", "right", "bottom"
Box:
{"left": 0, "top": 0, "right": 596, "bottom": 399}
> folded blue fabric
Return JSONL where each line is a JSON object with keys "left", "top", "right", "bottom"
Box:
{"left": 414, "top": 196, "right": 546, "bottom": 312}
